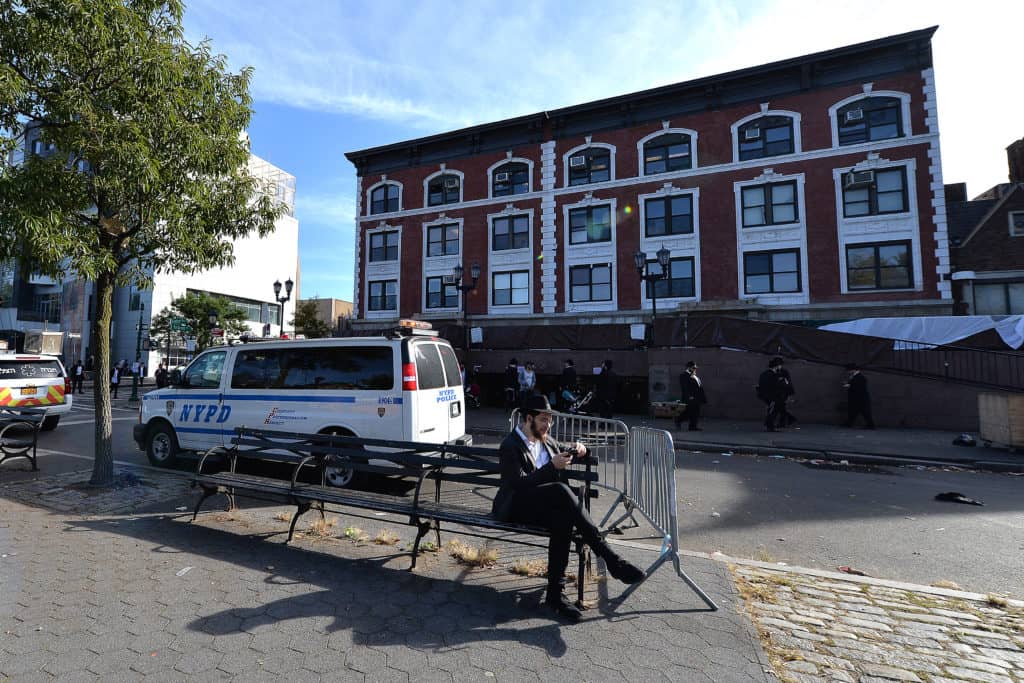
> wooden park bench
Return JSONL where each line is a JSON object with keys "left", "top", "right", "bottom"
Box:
{"left": 0, "top": 408, "right": 45, "bottom": 471}
{"left": 192, "top": 427, "right": 603, "bottom": 604}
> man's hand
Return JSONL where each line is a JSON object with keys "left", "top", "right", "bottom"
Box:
{"left": 552, "top": 451, "right": 572, "bottom": 470}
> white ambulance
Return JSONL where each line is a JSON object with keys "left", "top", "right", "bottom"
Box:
{"left": 0, "top": 352, "right": 72, "bottom": 430}
{"left": 133, "top": 321, "right": 469, "bottom": 486}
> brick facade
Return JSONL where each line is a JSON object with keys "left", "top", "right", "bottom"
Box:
{"left": 347, "top": 28, "right": 952, "bottom": 327}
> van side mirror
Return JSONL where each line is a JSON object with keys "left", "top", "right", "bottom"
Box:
{"left": 170, "top": 369, "right": 183, "bottom": 386}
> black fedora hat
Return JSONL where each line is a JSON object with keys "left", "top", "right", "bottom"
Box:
{"left": 522, "top": 394, "right": 554, "bottom": 414}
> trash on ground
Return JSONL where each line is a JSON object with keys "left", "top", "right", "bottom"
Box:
{"left": 935, "top": 491, "right": 984, "bottom": 506}
{"left": 711, "top": 511, "right": 721, "bottom": 517}
{"left": 768, "top": 454, "right": 785, "bottom": 459}
{"left": 175, "top": 506, "right": 188, "bottom": 512}
{"left": 952, "top": 433, "right": 977, "bottom": 447}
{"left": 721, "top": 451, "right": 733, "bottom": 457}
{"left": 839, "top": 459, "right": 849, "bottom": 465}
{"left": 175, "top": 566, "right": 193, "bottom": 577}
{"left": 711, "top": 460, "right": 719, "bottom": 464}
{"left": 838, "top": 566, "right": 868, "bottom": 576}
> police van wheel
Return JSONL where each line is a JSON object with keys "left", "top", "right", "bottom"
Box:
{"left": 146, "top": 423, "right": 180, "bottom": 467}
{"left": 321, "top": 428, "right": 363, "bottom": 488}
{"left": 41, "top": 415, "right": 59, "bottom": 431}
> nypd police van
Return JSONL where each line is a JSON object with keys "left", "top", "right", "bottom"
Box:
{"left": 133, "top": 320, "right": 468, "bottom": 486}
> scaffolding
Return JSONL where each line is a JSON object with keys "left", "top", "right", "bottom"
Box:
{"left": 249, "top": 154, "right": 296, "bottom": 217}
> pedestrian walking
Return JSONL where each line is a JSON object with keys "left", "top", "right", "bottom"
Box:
{"left": 675, "top": 360, "right": 707, "bottom": 431}
{"left": 756, "top": 359, "right": 787, "bottom": 432}
{"left": 71, "top": 361, "right": 84, "bottom": 394}
{"left": 595, "top": 359, "right": 617, "bottom": 419}
{"left": 494, "top": 395, "right": 645, "bottom": 622}
{"left": 155, "top": 362, "right": 169, "bottom": 389}
{"left": 844, "top": 364, "right": 875, "bottom": 428}
{"left": 110, "top": 364, "right": 121, "bottom": 398}
{"left": 503, "top": 358, "right": 519, "bottom": 411}
{"left": 559, "top": 359, "right": 578, "bottom": 410}
{"left": 773, "top": 356, "right": 797, "bottom": 428}
{"left": 518, "top": 361, "right": 537, "bottom": 409}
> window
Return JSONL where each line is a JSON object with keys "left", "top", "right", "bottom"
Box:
{"left": 738, "top": 116, "right": 795, "bottom": 161}
{"left": 492, "top": 215, "right": 529, "bottom": 251}
{"left": 128, "top": 285, "right": 142, "bottom": 311}
{"left": 646, "top": 257, "right": 695, "bottom": 299}
{"left": 837, "top": 97, "right": 903, "bottom": 146}
{"left": 492, "top": 270, "right": 529, "bottom": 306}
{"left": 425, "top": 276, "right": 459, "bottom": 309}
{"left": 570, "top": 264, "right": 612, "bottom": 302}
{"left": 1010, "top": 211, "right": 1024, "bottom": 237}
{"left": 369, "top": 231, "right": 399, "bottom": 262}
{"left": 184, "top": 351, "right": 226, "bottom": 388}
{"left": 568, "top": 147, "right": 611, "bottom": 186}
{"left": 741, "top": 181, "right": 798, "bottom": 227}
{"left": 30, "top": 139, "right": 55, "bottom": 156}
{"left": 426, "top": 223, "right": 459, "bottom": 257}
{"left": 186, "top": 288, "right": 269, "bottom": 323}
{"left": 974, "top": 282, "right": 1024, "bottom": 315}
{"left": 846, "top": 241, "right": 912, "bottom": 290}
{"left": 413, "top": 343, "right": 447, "bottom": 390}
{"left": 367, "top": 280, "right": 397, "bottom": 311}
{"left": 370, "top": 184, "right": 400, "bottom": 214}
{"left": 643, "top": 133, "right": 692, "bottom": 174}
{"left": 569, "top": 205, "right": 612, "bottom": 244}
{"left": 427, "top": 173, "right": 460, "bottom": 206}
{"left": 238, "top": 347, "right": 395, "bottom": 390}
{"left": 744, "top": 250, "right": 800, "bottom": 294}
{"left": 645, "top": 195, "right": 693, "bottom": 236}
{"left": 492, "top": 162, "right": 529, "bottom": 196}
{"left": 843, "top": 167, "right": 908, "bottom": 217}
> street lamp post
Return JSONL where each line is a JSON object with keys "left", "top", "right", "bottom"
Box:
{"left": 207, "top": 309, "right": 219, "bottom": 347}
{"left": 634, "top": 245, "right": 672, "bottom": 321}
{"left": 128, "top": 303, "right": 146, "bottom": 402}
{"left": 452, "top": 263, "right": 481, "bottom": 349}
{"left": 273, "top": 277, "right": 294, "bottom": 338}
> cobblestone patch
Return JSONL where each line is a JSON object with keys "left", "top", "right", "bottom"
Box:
{"left": 731, "top": 564, "right": 1024, "bottom": 683}
{"left": 0, "top": 466, "right": 191, "bottom": 514}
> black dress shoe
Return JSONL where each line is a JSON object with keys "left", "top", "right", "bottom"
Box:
{"left": 544, "top": 593, "right": 582, "bottom": 622}
{"left": 606, "top": 557, "right": 646, "bottom": 585}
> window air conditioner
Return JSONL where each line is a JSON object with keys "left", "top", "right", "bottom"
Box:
{"left": 844, "top": 170, "right": 875, "bottom": 188}
{"left": 844, "top": 108, "right": 864, "bottom": 123}
{"left": 494, "top": 172, "right": 510, "bottom": 183}
{"left": 744, "top": 127, "right": 761, "bottom": 141}
{"left": 444, "top": 177, "right": 459, "bottom": 190}
{"left": 569, "top": 155, "right": 587, "bottom": 169}
{"left": 441, "top": 274, "right": 458, "bottom": 285}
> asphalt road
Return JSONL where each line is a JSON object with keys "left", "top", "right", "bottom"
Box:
{"left": 11, "top": 397, "right": 1024, "bottom": 597}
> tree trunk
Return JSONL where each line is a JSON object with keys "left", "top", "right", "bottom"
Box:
{"left": 89, "top": 270, "right": 115, "bottom": 486}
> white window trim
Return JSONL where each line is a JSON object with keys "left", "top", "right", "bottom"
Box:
{"left": 636, "top": 127, "right": 699, "bottom": 176}
{"left": 562, "top": 194, "right": 618, "bottom": 312}
{"left": 733, "top": 170, "right": 807, "bottom": 233}
{"left": 488, "top": 266, "right": 533, "bottom": 315}
{"left": 487, "top": 205, "right": 534, "bottom": 256}
{"left": 737, "top": 245, "right": 807, "bottom": 304}
{"left": 363, "top": 223, "right": 402, "bottom": 320}
{"left": 1009, "top": 210, "right": 1024, "bottom": 237}
{"left": 828, "top": 91, "right": 913, "bottom": 149}
{"left": 422, "top": 274, "right": 461, "bottom": 315}
{"left": 637, "top": 185, "right": 701, "bottom": 308}
{"left": 730, "top": 110, "right": 802, "bottom": 164}
{"left": 832, "top": 158, "right": 923, "bottom": 294}
{"left": 420, "top": 215, "right": 464, "bottom": 314}
{"left": 365, "top": 179, "right": 403, "bottom": 216}
{"left": 486, "top": 157, "right": 535, "bottom": 198}
{"left": 562, "top": 142, "right": 616, "bottom": 188}
{"left": 422, "top": 168, "right": 465, "bottom": 208}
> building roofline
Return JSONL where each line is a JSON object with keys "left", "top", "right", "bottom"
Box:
{"left": 956, "top": 183, "right": 1024, "bottom": 247}
{"left": 344, "top": 25, "right": 937, "bottom": 165}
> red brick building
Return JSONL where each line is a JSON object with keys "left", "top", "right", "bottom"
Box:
{"left": 345, "top": 27, "right": 952, "bottom": 336}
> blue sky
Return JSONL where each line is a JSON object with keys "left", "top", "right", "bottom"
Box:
{"left": 182, "top": 0, "right": 1024, "bottom": 303}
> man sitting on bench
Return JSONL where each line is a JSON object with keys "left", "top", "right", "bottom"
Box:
{"left": 492, "top": 395, "right": 646, "bottom": 622}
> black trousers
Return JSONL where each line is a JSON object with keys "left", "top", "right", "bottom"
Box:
{"left": 507, "top": 482, "right": 607, "bottom": 589}
{"left": 110, "top": 382, "right": 118, "bottom": 398}
{"left": 73, "top": 376, "right": 83, "bottom": 394}
{"left": 683, "top": 403, "right": 701, "bottom": 430}
{"left": 847, "top": 401, "right": 874, "bottom": 428}
{"left": 764, "top": 399, "right": 782, "bottom": 430}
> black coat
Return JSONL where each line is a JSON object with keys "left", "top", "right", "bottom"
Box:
{"left": 492, "top": 429, "right": 572, "bottom": 521}
{"left": 847, "top": 373, "right": 870, "bottom": 405}
{"left": 757, "top": 369, "right": 785, "bottom": 402}
{"left": 560, "top": 366, "right": 577, "bottom": 390}
{"left": 778, "top": 367, "right": 795, "bottom": 396}
{"left": 503, "top": 366, "right": 519, "bottom": 390}
{"left": 596, "top": 368, "right": 617, "bottom": 401}
{"left": 679, "top": 372, "right": 707, "bottom": 404}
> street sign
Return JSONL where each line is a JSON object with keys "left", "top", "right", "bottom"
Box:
{"left": 211, "top": 328, "right": 224, "bottom": 337}
{"left": 170, "top": 317, "right": 192, "bottom": 333}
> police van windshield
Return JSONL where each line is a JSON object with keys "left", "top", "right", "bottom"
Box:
{"left": 184, "top": 351, "right": 226, "bottom": 388}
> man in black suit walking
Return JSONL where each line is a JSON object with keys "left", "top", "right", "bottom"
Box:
{"left": 844, "top": 364, "right": 875, "bottom": 428}
{"left": 675, "top": 361, "right": 707, "bottom": 431}
{"left": 493, "top": 395, "right": 645, "bottom": 621}
{"left": 757, "top": 359, "right": 786, "bottom": 432}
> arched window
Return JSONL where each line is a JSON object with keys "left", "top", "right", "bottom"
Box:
{"left": 427, "top": 173, "right": 461, "bottom": 206}
{"left": 837, "top": 97, "right": 903, "bottom": 146}
{"left": 567, "top": 147, "right": 612, "bottom": 186}
{"left": 642, "top": 133, "right": 692, "bottom": 175}
{"left": 491, "top": 162, "right": 529, "bottom": 197}
{"left": 738, "top": 116, "right": 795, "bottom": 161}
{"left": 369, "top": 183, "right": 400, "bottom": 214}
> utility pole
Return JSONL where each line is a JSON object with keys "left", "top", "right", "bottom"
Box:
{"left": 128, "top": 303, "right": 146, "bottom": 402}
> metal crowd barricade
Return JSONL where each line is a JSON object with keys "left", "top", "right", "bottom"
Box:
{"left": 508, "top": 409, "right": 718, "bottom": 610}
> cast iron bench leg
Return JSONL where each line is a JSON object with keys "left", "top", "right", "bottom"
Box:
{"left": 409, "top": 520, "right": 433, "bottom": 570}
{"left": 575, "top": 538, "right": 586, "bottom": 606}
{"left": 191, "top": 485, "right": 220, "bottom": 521}
{"left": 286, "top": 502, "right": 312, "bottom": 544}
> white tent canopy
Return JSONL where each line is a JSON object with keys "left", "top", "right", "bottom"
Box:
{"left": 820, "top": 316, "right": 1024, "bottom": 350}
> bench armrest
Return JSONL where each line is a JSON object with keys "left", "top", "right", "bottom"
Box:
{"left": 197, "top": 446, "right": 234, "bottom": 475}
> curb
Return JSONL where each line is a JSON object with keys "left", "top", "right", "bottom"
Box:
{"left": 608, "top": 537, "right": 1024, "bottom": 608}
